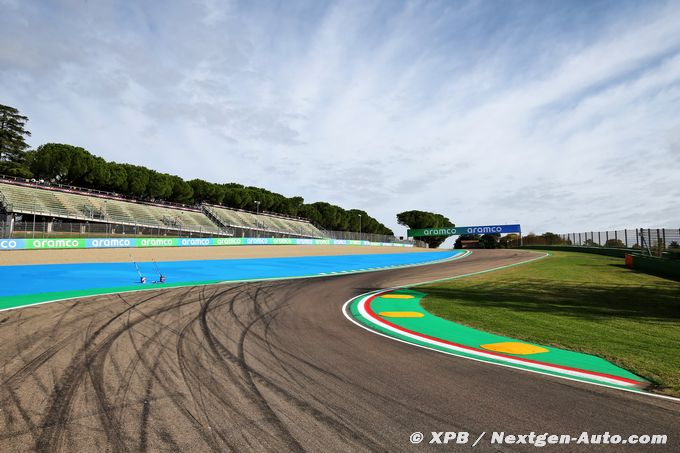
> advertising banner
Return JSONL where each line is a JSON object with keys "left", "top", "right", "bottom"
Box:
{"left": 86, "top": 238, "right": 135, "bottom": 249}
{"left": 136, "top": 238, "right": 180, "bottom": 247}
{"left": 25, "top": 238, "right": 87, "bottom": 249}
{"left": 0, "top": 236, "right": 413, "bottom": 251}
{"left": 0, "top": 239, "right": 27, "bottom": 250}
{"left": 407, "top": 224, "right": 521, "bottom": 237}
{"left": 244, "top": 238, "right": 274, "bottom": 245}
{"left": 214, "top": 238, "right": 246, "bottom": 246}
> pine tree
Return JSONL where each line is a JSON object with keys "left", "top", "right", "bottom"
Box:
{"left": 0, "top": 104, "right": 31, "bottom": 162}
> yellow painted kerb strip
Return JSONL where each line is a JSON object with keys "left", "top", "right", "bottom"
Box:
{"left": 379, "top": 311, "right": 425, "bottom": 318}
{"left": 481, "top": 342, "right": 548, "bottom": 355}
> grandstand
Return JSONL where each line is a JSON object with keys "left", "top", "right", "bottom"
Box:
{"left": 202, "top": 204, "right": 325, "bottom": 238}
{"left": 0, "top": 179, "right": 325, "bottom": 239}
{"left": 0, "top": 181, "right": 228, "bottom": 236}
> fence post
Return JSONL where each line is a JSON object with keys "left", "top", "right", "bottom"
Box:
{"left": 662, "top": 228, "right": 666, "bottom": 250}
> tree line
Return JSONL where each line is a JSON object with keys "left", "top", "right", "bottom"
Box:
{"left": 396, "top": 210, "right": 453, "bottom": 248}
{"left": 0, "top": 104, "right": 393, "bottom": 235}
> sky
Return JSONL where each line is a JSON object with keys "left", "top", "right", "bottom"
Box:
{"left": 1, "top": 0, "right": 679, "bottom": 240}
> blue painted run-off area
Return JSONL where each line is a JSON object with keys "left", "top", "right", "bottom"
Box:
{"left": 0, "top": 251, "right": 460, "bottom": 297}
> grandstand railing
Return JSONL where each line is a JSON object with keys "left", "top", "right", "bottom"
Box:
{"left": 1, "top": 220, "right": 230, "bottom": 239}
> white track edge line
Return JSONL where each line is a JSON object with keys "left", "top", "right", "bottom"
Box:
{"left": 341, "top": 252, "right": 680, "bottom": 403}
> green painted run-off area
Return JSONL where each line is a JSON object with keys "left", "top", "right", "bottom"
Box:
{"left": 349, "top": 288, "right": 646, "bottom": 391}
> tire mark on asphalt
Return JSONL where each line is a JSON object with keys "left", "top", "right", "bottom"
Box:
{"left": 199, "top": 279, "right": 392, "bottom": 451}
{"left": 34, "top": 291, "right": 169, "bottom": 452}
{"left": 206, "top": 285, "right": 304, "bottom": 452}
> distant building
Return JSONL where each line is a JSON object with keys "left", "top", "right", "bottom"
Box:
{"left": 460, "top": 239, "right": 479, "bottom": 249}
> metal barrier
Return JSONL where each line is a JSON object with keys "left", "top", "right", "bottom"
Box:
{"left": 1, "top": 220, "right": 229, "bottom": 239}
{"left": 0, "top": 220, "right": 429, "bottom": 248}
{"left": 319, "top": 229, "right": 425, "bottom": 247}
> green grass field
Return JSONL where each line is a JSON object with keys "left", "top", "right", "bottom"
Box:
{"left": 420, "top": 251, "right": 680, "bottom": 396}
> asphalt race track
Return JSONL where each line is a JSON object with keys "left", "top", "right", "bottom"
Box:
{"left": 0, "top": 250, "right": 678, "bottom": 452}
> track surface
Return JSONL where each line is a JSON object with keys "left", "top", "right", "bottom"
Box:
{"left": 0, "top": 250, "right": 678, "bottom": 452}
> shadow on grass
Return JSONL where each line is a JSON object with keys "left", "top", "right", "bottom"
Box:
{"left": 607, "top": 262, "right": 680, "bottom": 282}
{"left": 421, "top": 279, "right": 680, "bottom": 323}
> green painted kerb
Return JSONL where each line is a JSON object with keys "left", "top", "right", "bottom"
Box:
{"left": 0, "top": 280, "right": 222, "bottom": 311}
{"left": 348, "top": 289, "right": 647, "bottom": 391}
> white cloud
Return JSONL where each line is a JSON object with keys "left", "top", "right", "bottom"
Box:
{"left": 1, "top": 0, "right": 678, "bottom": 238}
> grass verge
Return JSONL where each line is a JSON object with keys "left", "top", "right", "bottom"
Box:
{"left": 420, "top": 251, "right": 680, "bottom": 396}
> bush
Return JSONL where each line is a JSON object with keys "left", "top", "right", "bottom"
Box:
{"left": 604, "top": 238, "right": 625, "bottom": 248}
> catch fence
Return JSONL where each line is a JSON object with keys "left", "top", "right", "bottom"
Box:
{"left": 320, "top": 229, "right": 425, "bottom": 247}
{"left": 523, "top": 228, "right": 680, "bottom": 256}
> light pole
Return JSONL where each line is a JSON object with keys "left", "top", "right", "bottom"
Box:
{"left": 255, "top": 201, "right": 261, "bottom": 230}
{"left": 358, "top": 214, "right": 362, "bottom": 241}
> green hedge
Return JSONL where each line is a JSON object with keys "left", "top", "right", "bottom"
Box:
{"left": 519, "top": 245, "right": 636, "bottom": 258}
{"left": 629, "top": 254, "right": 680, "bottom": 280}
{"left": 519, "top": 246, "right": 680, "bottom": 279}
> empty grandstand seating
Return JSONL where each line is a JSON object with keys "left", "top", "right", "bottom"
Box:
{"left": 203, "top": 204, "right": 324, "bottom": 238}
{"left": 0, "top": 182, "right": 74, "bottom": 218}
{"left": 0, "top": 181, "right": 325, "bottom": 238}
{"left": 0, "top": 182, "right": 224, "bottom": 235}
